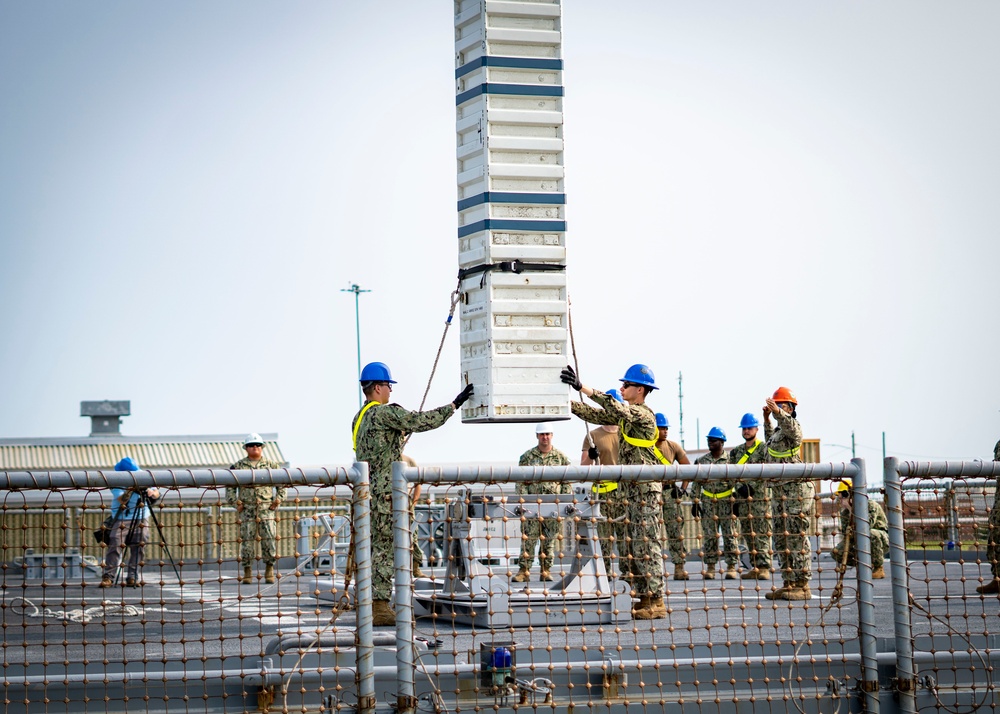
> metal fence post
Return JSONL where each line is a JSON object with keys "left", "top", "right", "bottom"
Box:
{"left": 351, "top": 461, "right": 375, "bottom": 714}
{"left": 392, "top": 461, "right": 416, "bottom": 714}
{"left": 851, "top": 458, "right": 879, "bottom": 713}
{"left": 884, "top": 457, "right": 916, "bottom": 714}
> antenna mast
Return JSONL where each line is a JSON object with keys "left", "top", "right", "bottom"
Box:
{"left": 678, "top": 371, "right": 685, "bottom": 449}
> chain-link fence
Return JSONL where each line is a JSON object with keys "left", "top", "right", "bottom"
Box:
{"left": 3, "top": 459, "right": 999, "bottom": 713}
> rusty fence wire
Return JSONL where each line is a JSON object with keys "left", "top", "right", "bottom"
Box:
{"left": 4, "top": 459, "right": 1000, "bottom": 714}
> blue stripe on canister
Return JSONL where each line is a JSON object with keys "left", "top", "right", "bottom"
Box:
{"left": 458, "top": 219, "right": 567, "bottom": 238}
{"left": 456, "top": 83, "right": 563, "bottom": 106}
{"left": 455, "top": 56, "right": 564, "bottom": 79}
{"left": 457, "top": 192, "right": 566, "bottom": 212}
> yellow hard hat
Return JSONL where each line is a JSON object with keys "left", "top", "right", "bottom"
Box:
{"left": 836, "top": 480, "right": 851, "bottom": 494}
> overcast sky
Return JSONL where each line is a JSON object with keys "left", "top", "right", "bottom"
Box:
{"left": 1, "top": 1, "right": 997, "bottom": 481}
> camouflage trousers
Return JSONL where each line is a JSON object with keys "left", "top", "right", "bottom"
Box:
{"left": 987, "top": 487, "right": 1000, "bottom": 579}
{"left": 771, "top": 482, "right": 814, "bottom": 583}
{"left": 238, "top": 507, "right": 277, "bottom": 568}
{"left": 597, "top": 485, "right": 664, "bottom": 596}
{"left": 832, "top": 529, "right": 889, "bottom": 569}
{"left": 697, "top": 497, "right": 740, "bottom": 568}
{"left": 734, "top": 484, "right": 773, "bottom": 570}
{"left": 660, "top": 488, "right": 689, "bottom": 566}
{"left": 518, "top": 518, "right": 562, "bottom": 572}
{"left": 103, "top": 519, "right": 150, "bottom": 581}
{"left": 597, "top": 492, "right": 624, "bottom": 578}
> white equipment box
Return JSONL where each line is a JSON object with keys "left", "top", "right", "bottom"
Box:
{"left": 455, "top": 0, "right": 570, "bottom": 423}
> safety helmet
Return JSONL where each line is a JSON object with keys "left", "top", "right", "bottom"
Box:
{"left": 604, "top": 389, "right": 624, "bottom": 403}
{"left": 706, "top": 427, "right": 727, "bottom": 442}
{"left": 114, "top": 456, "right": 139, "bottom": 472}
{"left": 836, "top": 480, "right": 851, "bottom": 494}
{"left": 739, "top": 413, "right": 760, "bottom": 429}
{"left": 619, "top": 364, "right": 658, "bottom": 390}
{"left": 359, "top": 362, "right": 396, "bottom": 384}
{"left": 772, "top": 386, "right": 798, "bottom": 405}
{"left": 655, "top": 413, "right": 669, "bottom": 428}
{"left": 535, "top": 422, "right": 554, "bottom": 435}
{"left": 244, "top": 433, "right": 264, "bottom": 447}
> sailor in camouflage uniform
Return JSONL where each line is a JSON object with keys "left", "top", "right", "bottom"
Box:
{"left": 562, "top": 363, "right": 665, "bottom": 620}
{"left": 227, "top": 434, "right": 285, "bottom": 584}
{"left": 513, "top": 423, "right": 572, "bottom": 582}
{"left": 692, "top": 428, "right": 739, "bottom": 579}
{"left": 761, "top": 387, "right": 813, "bottom": 601}
{"left": 351, "top": 361, "right": 473, "bottom": 626}
{"left": 730, "top": 413, "right": 773, "bottom": 580}
{"left": 653, "top": 413, "right": 692, "bottom": 581}
{"left": 976, "top": 440, "right": 1000, "bottom": 595}
{"left": 831, "top": 480, "right": 888, "bottom": 578}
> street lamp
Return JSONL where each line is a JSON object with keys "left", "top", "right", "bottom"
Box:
{"left": 341, "top": 282, "right": 371, "bottom": 409}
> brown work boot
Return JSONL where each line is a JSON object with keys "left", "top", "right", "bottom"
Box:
{"left": 703, "top": 567, "right": 717, "bottom": 580}
{"left": 673, "top": 564, "right": 689, "bottom": 581}
{"left": 539, "top": 569, "right": 554, "bottom": 582}
{"left": 241, "top": 566, "right": 253, "bottom": 584}
{"left": 126, "top": 576, "right": 137, "bottom": 588}
{"left": 976, "top": 578, "right": 1000, "bottom": 595}
{"left": 872, "top": 566, "right": 886, "bottom": 580}
{"left": 99, "top": 576, "right": 113, "bottom": 588}
{"left": 633, "top": 595, "right": 667, "bottom": 620}
{"left": 765, "top": 582, "right": 790, "bottom": 600}
{"left": 372, "top": 600, "right": 396, "bottom": 627}
{"left": 413, "top": 565, "right": 426, "bottom": 579}
{"left": 265, "top": 565, "right": 276, "bottom": 584}
{"left": 724, "top": 566, "right": 739, "bottom": 580}
{"left": 511, "top": 568, "right": 531, "bottom": 583}
{"left": 741, "top": 567, "right": 771, "bottom": 580}
{"left": 770, "top": 580, "right": 812, "bottom": 601}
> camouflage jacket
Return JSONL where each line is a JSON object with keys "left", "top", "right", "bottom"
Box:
{"left": 762, "top": 410, "right": 803, "bottom": 464}
{"left": 352, "top": 401, "right": 455, "bottom": 480}
{"left": 517, "top": 446, "right": 572, "bottom": 495}
{"left": 692, "top": 452, "right": 732, "bottom": 497}
{"left": 994, "top": 440, "right": 1000, "bottom": 462}
{"left": 226, "top": 457, "right": 285, "bottom": 506}
{"left": 840, "top": 499, "right": 888, "bottom": 536}
{"left": 571, "top": 392, "right": 658, "bottom": 466}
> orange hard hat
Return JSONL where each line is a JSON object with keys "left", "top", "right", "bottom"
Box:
{"left": 772, "top": 386, "right": 798, "bottom": 405}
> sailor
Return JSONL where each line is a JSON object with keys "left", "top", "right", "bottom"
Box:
{"left": 978, "top": 439, "right": 1000, "bottom": 595}
{"left": 513, "top": 423, "right": 572, "bottom": 583}
{"left": 561, "top": 363, "right": 665, "bottom": 620}
{"left": 692, "top": 428, "right": 739, "bottom": 579}
{"left": 730, "top": 413, "right": 773, "bottom": 580}
{"left": 654, "top": 413, "right": 692, "bottom": 581}
{"left": 761, "top": 387, "right": 813, "bottom": 601}
{"left": 831, "top": 480, "right": 887, "bottom": 579}
{"left": 351, "top": 361, "right": 474, "bottom": 626}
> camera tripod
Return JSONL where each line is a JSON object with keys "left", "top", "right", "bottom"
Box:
{"left": 108, "top": 490, "right": 181, "bottom": 587}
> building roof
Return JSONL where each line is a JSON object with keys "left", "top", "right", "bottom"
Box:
{"left": 0, "top": 434, "right": 286, "bottom": 471}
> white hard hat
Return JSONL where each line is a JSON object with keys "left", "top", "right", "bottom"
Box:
{"left": 535, "top": 423, "right": 553, "bottom": 435}
{"left": 244, "top": 433, "right": 264, "bottom": 447}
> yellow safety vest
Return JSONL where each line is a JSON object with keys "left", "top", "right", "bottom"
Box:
{"left": 736, "top": 440, "right": 762, "bottom": 465}
{"left": 352, "top": 401, "right": 379, "bottom": 451}
{"left": 767, "top": 445, "right": 800, "bottom": 459}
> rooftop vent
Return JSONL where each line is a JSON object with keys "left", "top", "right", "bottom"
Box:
{"left": 80, "top": 400, "right": 130, "bottom": 436}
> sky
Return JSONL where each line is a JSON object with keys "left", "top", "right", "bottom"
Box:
{"left": 1, "top": 1, "right": 998, "bottom": 481}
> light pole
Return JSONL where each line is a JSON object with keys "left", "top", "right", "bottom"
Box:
{"left": 341, "top": 283, "right": 371, "bottom": 409}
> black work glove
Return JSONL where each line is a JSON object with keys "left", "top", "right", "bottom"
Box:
{"left": 588, "top": 446, "right": 599, "bottom": 462}
{"left": 690, "top": 501, "right": 702, "bottom": 519}
{"left": 735, "top": 484, "right": 752, "bottom": 499}
{"left": 670, "top": 485, "right": 686, "bottom": 500}
{"left": 559, "top": 365, "right": 582, "bottom": 391}
{"left": 452, "top": 384, "right": 475, "bottom": 409}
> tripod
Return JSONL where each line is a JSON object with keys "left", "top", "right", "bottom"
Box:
{"left": 109, "top": 490, "right": 181, "bottom": 587}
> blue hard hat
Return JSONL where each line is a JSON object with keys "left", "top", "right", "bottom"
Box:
{"left": 619, "top": 364, "right": 658, "bottom": 390}
{"left": 655, "top": 413, "right": 669, "bottom": 428}
{"left": 115, "top": 457, "right": 139, "bottom": 472}
{"left": 739, "top": 413, "right": 760, "bottom": 429}
{"left": 706, "top": 427, "right": 727, "bottom": 442}
{"left": 359, "top": 361, "right": 396, "bottom": 384}
{"left": 604, "top": 388, "right": 624, "bottom": 403}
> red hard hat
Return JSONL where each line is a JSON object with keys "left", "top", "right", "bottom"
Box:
{"left": 772, "top": 386, "right": 798, "bottom": 405}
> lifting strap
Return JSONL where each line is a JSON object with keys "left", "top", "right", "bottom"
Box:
{"left": 736, "top": 440, "right": 762, "bottom": 465}
{"left": 767, "top": 445, "right": 801, "bottom": 459}
{"left": 458, "top": 260, "right": 566, "bottom": 288}
{"left": 352, "top": 401, "right": 379, "bottom": 452}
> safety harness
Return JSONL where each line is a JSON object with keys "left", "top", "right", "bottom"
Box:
{"left": 351, "top": 401, "right": 379, "bottom": 451}
{"left": 735, "top": 440, "right": 762, "bottom": 465}
{"left": 592, "top": 420, "right": 657, "bottom": 495}
{"left": 767, "top": 446, "right": 801, "bottom": 459}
